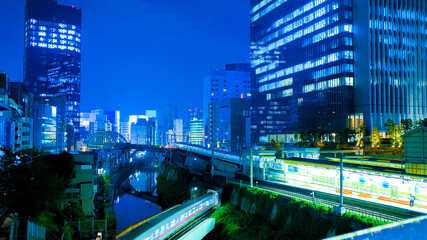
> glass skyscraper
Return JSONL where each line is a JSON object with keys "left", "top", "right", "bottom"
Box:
{"left": 24, "top": 0, "right": 82, "bottom": 146}
{"left": 251, "top": 0, "right": 354, "bottom": 143}
{"left": 250, "top": 0, "right": 427, "bottom": 143}
{"left": 353, "top": 0, "right": 427, "bottom": 132}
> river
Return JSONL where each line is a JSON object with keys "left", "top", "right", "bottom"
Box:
{"left": 114, "top": 171, "right": 162, "bottom": 232}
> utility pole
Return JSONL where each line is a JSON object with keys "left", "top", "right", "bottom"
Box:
{"left": 340, "top": 153, "right": 343, "bottom": 207}
{"left": 211, "top": 149, "right": 214, "bottom": 184}
{"left": 250, "top": 148, "right": 253, "bottom": 188}
{"left": 333, "top": 153, "right": 345, "bottom": 215}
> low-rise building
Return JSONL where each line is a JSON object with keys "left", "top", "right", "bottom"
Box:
{"left": 63, "top": 153, "right": 96, "bottom": 216}
{"left": 404, "top": 123, "right": 427, "bottom": 176}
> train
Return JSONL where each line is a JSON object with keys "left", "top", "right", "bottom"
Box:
{"left": 115, "top": 190, "right": 219, "bottom": 240}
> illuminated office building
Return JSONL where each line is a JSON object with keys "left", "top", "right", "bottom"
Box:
{"left": 353, "top": 0, "right": 427, "bottom": 132}
{"left": 174, "top": 119, "right": 184, "bottom": 143}
{"left": 120, "top": 122, "right": 131, "bottom": 142}
{"left": 104, "top": 110, "right": 120, "bottom": 133}
{"left": 189, "top": 118, "right": 204, "bottom": 146}
{"left": 203, "top": 64, "right": 251, "bottom": 145}
{"left": 24, "top": 0, "right": 82, "bottom": 147}
{"left": 33, "top": 102, "right": 57, "bottom": 152}
{"left": 250, "top": 0, "right": 427, "bottom": 143}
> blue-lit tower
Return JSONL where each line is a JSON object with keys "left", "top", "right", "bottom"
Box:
{"left": 24, "top": 0, "right": 81, "bottom": 149}
{"left": 250, "top": 0, "right": 355, "bottom": 143}
{"left": 250, "top": 0, "right": 427, "bottom": 143}
{"left": 353, "top": 0, "right": 427, "bottom": 132}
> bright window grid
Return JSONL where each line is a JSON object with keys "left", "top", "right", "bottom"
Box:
{"left": 27, "top": 19, "right": 81, "bottom": 52}
{"left": 258, "top": 51, "right": 345, "bottom": 89}
{"left": 255, "top": 16, "right": 343, "bottom": 59}
{"left": 302, "top": 77, "right": 353, "bottom": 94}
{"left": 256, "top": 2, "right": 337, "bottom": 50}
{"left": 251, "top": 0, "right": 327, "bottom": 23}
{"left": 256, "top": 25, "right": 352, "bottom": 85}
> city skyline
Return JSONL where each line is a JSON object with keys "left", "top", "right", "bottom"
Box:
{"left": 0, "top": 0, "right": 250, "bottom": 119}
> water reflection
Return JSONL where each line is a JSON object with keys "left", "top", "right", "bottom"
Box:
{"left": 114, "top": 194, "right": 162, "bottom": 232}
{"left": 114, "top": 170, "right": 161, "bottom": 232}
{"left": 129, "top": 171, "right": 158, "bottom": 193}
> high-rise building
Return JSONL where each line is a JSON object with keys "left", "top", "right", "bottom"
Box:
{"left": 0, "top": 73, "right": 34, "bottom": 150}
{"left": 353, "top": 0, "right": 427, "bottom": 131}
{"left": 211, "top": 98, "right": 250, "bottom": 152}
{"left": 162, "top": 105, "right": 177, "bottom": 145}
{"left": 38, "top": 96, "right": 67, "bottom": 151}
{"left": 174, "top": 119, "right": 184, "bottom": 143}
{"left": 189, "top": 118, "right": 204, "bottom": 146}
{"left": 120, "top": 122, "right": 130, "bottom": 142}
{"left": 130, "top": 118, "right": 156, "bottom": 145}
{"left": 188, "top": 108, "right": 203, "bottom": 122}
{"left": 24, "top": 0, "right": 82, "bottom": 147}
{"left": 163, "top": 105, "right": 177, "bottom": 131}
{"left": 33, "top": 102, "right": 57, "bottom": 151}
{"left": 203, "top": 63, "right": 251, "bottom": 145}
{"left": 104, "top": 110, "right": 120, "bottom": 133}
{"left": 10, "top": 81, "right": 33, "bottom": 149}
{"left": 250, "top": 0, "right": 427, "bottom": 143}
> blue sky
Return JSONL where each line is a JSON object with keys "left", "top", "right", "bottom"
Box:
{"left": 0, "top": 0, "right": 250, "bottom": 120}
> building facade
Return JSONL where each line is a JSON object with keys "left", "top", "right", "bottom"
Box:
{"left": 130, "top": 118, "right": 156, "bottom": 145}
{"left": 203, "top": 63, "right": 251, "bottom": 145}
{"left": 189, "top": 118, "right": 204, "bottom": 146}
{"left": 24, "top": 0, "right": 82, "bottom": 147}
{"left": 353, "top": 0, "right": 427, "bottom": 132}
{"left": 174, "top": 119, "right": 184, "bottom": 143}
{"left": 104, "top": 110, "right": 120, "bottom": 133}
{"left": 120, "top": 122, "right": 130, "bottom": 142}
{"left": 0, "top": 73, "right": 34, "bottom": 150}
{"left": 250, "top": 0, "right": 354, "bottom": 143}
{"left": 33, "top": 102, "right": 57, "bottom": 151}
{"left": 250, "top": 0, "right": 426, "bottom": 143}
{"left": 211, "top": 98, "right": 250, "bottom": 152}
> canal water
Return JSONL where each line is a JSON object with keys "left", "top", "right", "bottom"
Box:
{"left": 114, "top": 171, "right": 162, "bottom": 232}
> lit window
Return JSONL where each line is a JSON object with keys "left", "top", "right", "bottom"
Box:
{"left": 343, "top": 24, "right": 352, "bottom": 32}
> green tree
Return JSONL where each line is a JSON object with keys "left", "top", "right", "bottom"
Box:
{"left": 301, "top": 131, "right": 311, "bottom": 143}
{"left": 0, "top": 149, "right": 75, "bottom": 219}
{"left": 401, "top": 119, "right": 413, "bottom": 131}
{"left": 384, "top": 119, "right": 395, "bottom": 136}
{"left": 355, "top": 124, "right": 367, "bottom": 148}
{"left": 273, "top": 140, "right": 282, "bottom": 151}
{"left": 390, "top": 124, "right": 404, "bottom": 148}
{"left": 293, "top": 131, "right": 300, "bottom": 143}
{"left": 370, "top": 127, "right": 381, "bottom": 148}
{"left": 339, "top": 128, "right": 354, "bottom": 144}
{"left": 414, "top": 119, "right": 424, "bottom": 127}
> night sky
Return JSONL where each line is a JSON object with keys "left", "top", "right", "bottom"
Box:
{"left": 0, "top": 0, "right": 250, "bottom": 120}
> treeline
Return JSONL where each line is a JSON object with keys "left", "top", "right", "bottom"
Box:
{"left": 293, "top": 118, "right": 424, "bottom": 149}
{"left": 0, "top": 149, "right": 86, "bottom": 239}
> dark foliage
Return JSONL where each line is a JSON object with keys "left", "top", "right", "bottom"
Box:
{"left": 0, "top": 148, "right": 75, "bottom": 219}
